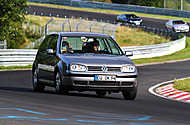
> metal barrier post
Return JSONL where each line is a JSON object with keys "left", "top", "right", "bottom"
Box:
{"left": 89, "top": 21, "right": 96, "bottom": 32}
{"left": 102, "top": 23, "right": 109, "bottom": 34}
{"left": 62, "top": 20, "right": 69, "bottom": 32}
{"left": 76, "top": 21, "right": 82, "bottom": 32}
{"left": 76, "top": 17, "right": 82, "bottom": 32}
{"left": 112, "top": 23, "right": 120, "bottom": 40}
{"left": 4, "top": 40, "right": 7, "bottom": 49}
{"left": 45, "top": 18, "right": 54, "bottom": 35}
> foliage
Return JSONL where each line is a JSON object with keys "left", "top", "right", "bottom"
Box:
{"left": 0, "top": 0, "right": 27, "bottom": 48}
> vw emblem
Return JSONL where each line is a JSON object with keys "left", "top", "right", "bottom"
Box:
{"left": 102, "top": 66, "right": 108, "bottom": 72}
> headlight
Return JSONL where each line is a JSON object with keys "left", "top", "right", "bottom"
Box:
{"left": 121, "top": 64, "right": 136, "bottom": 73}
{"left": 70, "top": 64, "right": 87, "bottom": 72}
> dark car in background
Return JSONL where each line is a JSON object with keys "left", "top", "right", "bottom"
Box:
{"left": 32, "top": 32, "right": 138, "bottom": 100}
{"left": 116, "top": 14, "right": 142, "bottom": 26}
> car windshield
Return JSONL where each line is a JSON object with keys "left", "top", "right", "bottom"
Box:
{"left": 127, "top": 15, "right": 138, "bottom": 19}
{"left": 173, "top": 20, "right": 185, "bottom": 25}
{"left": 60, "top": 36, "right": 123, "bottom": 55}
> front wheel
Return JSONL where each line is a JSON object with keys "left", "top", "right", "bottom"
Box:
{"left": 32, "top": 69, "right": 45, "bottom": 92}
{"left": 55, "top": 72, "right": 68, "bottom": 94}
{"left": 172, "top": 27, "right": 176, "bottom": 32}
{"left": 122, "top": 87, "right": 137, "bottom": 100}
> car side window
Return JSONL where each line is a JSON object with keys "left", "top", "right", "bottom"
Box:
{"left": 106, "top": 38, "right": 122, "bottom": 55}
{"left": 122, "top": 14, "right": 126, "bottom": 19}
{"left": 48, "top": 35, "right": 58, "bottom": 52}
{"left": 39, "top": 35, "right": 51, "bottom": 52}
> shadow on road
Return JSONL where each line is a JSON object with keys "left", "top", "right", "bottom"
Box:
{"left": 0, "top": 86, "right": 123, "bottom": 100}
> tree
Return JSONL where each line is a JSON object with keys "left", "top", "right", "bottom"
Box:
{"left": 0, "top": 0, "right": 27, "bottom": 48}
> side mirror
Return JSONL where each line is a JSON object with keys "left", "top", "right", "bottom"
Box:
{"left": 125, "top": 51, "right": 133, "bottom": 57}
{"left": 46, "top": 49, "right": 55, "bottom": 55}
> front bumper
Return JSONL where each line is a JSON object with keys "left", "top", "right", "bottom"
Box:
{"left": 63, "top": 72, "right": 138, "bottom": 90}
{"left": 175, "top": 28, "right": 189, "bottom": 32}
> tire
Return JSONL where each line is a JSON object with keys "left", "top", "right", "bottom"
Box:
{"left": 122, "top": 87, "right": 137, "bottom": 100}
{"left": 96, "top": 91, "right": 107, "bottom": 97}
{"left": 55, "top": 72, "right": 68, "bottom": 94}
{"left": 32, "top": 68, "right": 45, "bottom": 92}
{"left": 172, "top": 27, "right": 176, "bottom": 32}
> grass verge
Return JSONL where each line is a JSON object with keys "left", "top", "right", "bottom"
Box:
{"left": 116, "top": 26, "right": 170, "bottom": 46}
{"left": 26, "top": 15, "right": 170, "bottom": 46}
{"left": 28, "top": 2, "right": 190, "bottom": 22}
{"left": 133, "top": 37, "right": 190, "bottom": 64}
{"left": 0, "top": 65, "right": 32, "bottom": 70}
{"left": 174, "top": 78, "right": 190, "bottom": 92}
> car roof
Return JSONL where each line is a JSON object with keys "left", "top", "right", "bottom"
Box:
{"left": 48, "top": 32, "right": 110, "bottom": 37}
{"left": 124, "top": 14, "right": 136, "bottom": 16}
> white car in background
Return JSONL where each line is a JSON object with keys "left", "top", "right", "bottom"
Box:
{"left": 165, "top": 19, "right": 189, "bottom": 33}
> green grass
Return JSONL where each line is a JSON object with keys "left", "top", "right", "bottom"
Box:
{"left": 133, "top": 37, "right": 190, "bottom": 64}
{"left": 26, "top": 15, "right": 170, "bottom": 46}
{"left": 0, "top": 65, "right": 32, "bottom": 70}
{"left": 174, "top": 78, "right": 190, "bottom": 92}
{"left": 28, "top": 2, "right": 190, "bottom": 22}
{"left": 25, "top": 15, "right": 52, "bottom": 26}
{"left": 116, "top": 26, "right": 170, "bottom": 46}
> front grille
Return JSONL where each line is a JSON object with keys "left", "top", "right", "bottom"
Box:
{"left": 108, "top": 67, "right": 121, "bottom": 72}
{"left": 121, "top": 82, "right": 134, "bottom": 86}
{"left": 89, "top": 81, "right": 120, "bottom": 86}
{"left": 73, "top": 81, "right": 134, "bottom": 87}
{"left": 87, "top": 66, "right": 121, "bottom": 72}
{"left": 88, "top": 66, "right": 102, "bottom": 71}
{"left": 73, "top": 81, "right": 88, "bottom": 86}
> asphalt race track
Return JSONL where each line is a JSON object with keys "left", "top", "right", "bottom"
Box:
{"left": 0, "top": 60, "right": 190, "bottom": 125}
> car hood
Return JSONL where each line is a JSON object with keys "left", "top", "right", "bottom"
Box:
{"left": 60, "top": 54, "right": 134, "bottom": 65}
{"left": 130, "top": 18, "right": 141, "bottom": 21}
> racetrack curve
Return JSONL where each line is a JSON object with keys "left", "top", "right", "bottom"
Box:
{"left": 0, "top": 60, "right": 190, "bottom": 125}
{"left": 26, "top": 5, "right": 190, "bottom": 37}
{"left": 27, "top": 5, "right": 167, "bottom": 30}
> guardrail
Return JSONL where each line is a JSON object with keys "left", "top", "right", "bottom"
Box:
{"left": 122, "top": 36, "right": 186, "bottom": 59}
{"left": 28, "top": 0, "right": 190, "bottom": 18}
{"left": 0, "top": 35, "right": 186, "bottom": 66}
{"left": 0, "top": 49, "right": 37, "bottom": 66}
{"left": 0, "top": 40, "right": 7, "bottom": 49}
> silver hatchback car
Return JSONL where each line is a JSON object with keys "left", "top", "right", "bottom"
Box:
{"left": 32, "top": 32, "right": 138, "bottom": 100}
{"left": 165, "top": 19, "right": 189, "bottom": 33}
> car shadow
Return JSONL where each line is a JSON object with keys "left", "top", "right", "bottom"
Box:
{"left": 0, "top": 86, "right": 123, "bottom": 100}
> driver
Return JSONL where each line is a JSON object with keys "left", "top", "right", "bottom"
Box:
{"left": 61, "top": 41, "right": 73, "bottom": 53}
{"left": 93, "top": 39, "right": 99, "bottom": 53}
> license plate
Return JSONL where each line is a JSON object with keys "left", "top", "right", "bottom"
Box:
{"left": 94, "top": 75, "right": 116, "bottom": 81}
